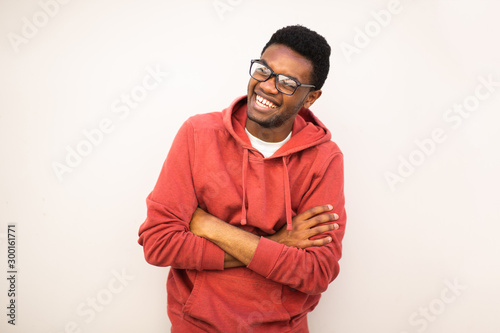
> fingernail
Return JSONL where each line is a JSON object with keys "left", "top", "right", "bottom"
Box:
{"left": 333, "top": 223, "right": 339, "bottom": 229}
{"left": 328, "top": 204, "right": 333, "bottom": 210}
{"left": 333, "top": 213, "right": 339, "bottom": 219}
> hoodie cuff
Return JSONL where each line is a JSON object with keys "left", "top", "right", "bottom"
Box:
{"left": 247, "top": 237, "right": 285, "bottom": 277}
{"left": 202, "top": 239, "right": 225, "bottom": 270}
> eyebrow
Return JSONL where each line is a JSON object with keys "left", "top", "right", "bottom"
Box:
{"left": 259, "top": 59, "right": 301, "bottom": 82}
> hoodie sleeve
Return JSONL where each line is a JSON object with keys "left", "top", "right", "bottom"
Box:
{"left": 138, "top": 120, "right": 225, "bottom": 271}
{"left": 247, "top": 151, "right": 346, "bottom": 294}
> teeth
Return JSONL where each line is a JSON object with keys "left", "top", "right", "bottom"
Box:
{"left": 256, "top": 95, "right": 278, "bottom": 109}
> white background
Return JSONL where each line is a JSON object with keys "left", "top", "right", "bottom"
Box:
{"left": 1, "top": 0, "right": 499, "bottom": 332}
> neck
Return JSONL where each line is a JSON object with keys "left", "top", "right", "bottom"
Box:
{"left": 245, "top": 119, "right": 294, "bottom": 142}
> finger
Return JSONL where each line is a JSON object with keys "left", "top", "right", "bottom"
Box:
{"left": 300, "top": 204, "right": 333, "bottom": 220}
{"left": 305, "top": 236, "right": 332, "bottom": 248}
{"left": 307, "top": 225, "right": 332, "bottom": 238}
{"left": 305, "top": 213, "right": 337, "bottom": 229}
{"left": 308, "top": 223, "right": 339, "bottom": 237}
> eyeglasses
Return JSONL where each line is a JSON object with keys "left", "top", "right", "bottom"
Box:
{"left": 249, "top": 59, "right": 315, "bottom": 96}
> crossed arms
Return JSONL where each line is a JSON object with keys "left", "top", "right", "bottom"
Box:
{"left": 190, "top": 205, "right": 340, "bottom": 268}
{"left": 138, "top": 120, "right": 346, "bottom": 294}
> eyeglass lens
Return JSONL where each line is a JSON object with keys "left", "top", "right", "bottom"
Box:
{"left": 250, "top": 62, "right": 298, "bottom": 95}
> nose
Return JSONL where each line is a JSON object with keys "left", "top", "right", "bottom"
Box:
{"left": 259, "top": 74, "right": 279, "bottom": 95}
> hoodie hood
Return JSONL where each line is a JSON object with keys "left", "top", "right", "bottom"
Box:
{"left": 222, "top": 95, "right": 332, "bottom": 230}
{"left": 223, "top": 95, "right": 332, "bottom": 157}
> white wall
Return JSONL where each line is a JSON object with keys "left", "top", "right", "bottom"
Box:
{"left": 1, "top": 0, "right": 499, "bottom": 332}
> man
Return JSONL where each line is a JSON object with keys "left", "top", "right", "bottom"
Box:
{"left": 138, "top": 25, "right": 346, "bottom": 332}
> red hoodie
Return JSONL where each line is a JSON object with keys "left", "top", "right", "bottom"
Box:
{"left": 138, "top": 96, "right": 346, "bottom": 332}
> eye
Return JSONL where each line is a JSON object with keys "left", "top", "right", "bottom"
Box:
{"left": 256, "top": 66, "right": 270, "bottom": 75}
{"left": 280, "top": 77, "right": 298, "bottom": 88}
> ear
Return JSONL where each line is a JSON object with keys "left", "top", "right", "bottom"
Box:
{"left": 303, "top": 90, "right": 322, "bottom": 109}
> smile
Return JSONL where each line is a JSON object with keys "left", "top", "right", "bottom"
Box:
{"left": 255, "top": 95, "right": 278, "bottom": 109}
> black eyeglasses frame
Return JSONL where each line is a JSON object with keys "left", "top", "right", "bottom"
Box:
{"left": 249, "top": 59, "right": 316, "bottom": 96}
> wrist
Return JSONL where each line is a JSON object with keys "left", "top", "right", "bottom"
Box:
{"left": 191, "top": 208, "right": 223, "bottom": 239}
{"left": 265, "top": 232, "right": 280, "bottom": 244}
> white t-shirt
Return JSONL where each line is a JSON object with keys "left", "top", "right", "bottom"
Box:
{"left": 245, "top": 128, "right": 292, "bottom": 158}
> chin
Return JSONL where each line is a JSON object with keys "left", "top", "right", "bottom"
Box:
{"left": 247, "top": 111, "right": 284, "bottom": 129}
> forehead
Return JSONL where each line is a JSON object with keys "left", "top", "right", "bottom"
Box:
{"left": 260, "top": 44, "right": 313, "bottom": 82}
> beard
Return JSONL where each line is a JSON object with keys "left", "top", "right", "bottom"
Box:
{"left": 246, "top": 110, "right": 291, "bottom": 129}
{"left": 246, "top": 95, "right": 305, "bottom": 129}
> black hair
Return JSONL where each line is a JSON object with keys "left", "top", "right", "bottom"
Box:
{"left": 262, "top": 25, "right": 331, "bottom": 90}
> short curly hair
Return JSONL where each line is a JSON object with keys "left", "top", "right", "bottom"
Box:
{"left": 262, "top": 25, "right": 331, "bottom": 90}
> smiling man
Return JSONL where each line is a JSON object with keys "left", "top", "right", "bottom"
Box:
{"left": 138, "top": 25, "right": 346, "bottom": 332}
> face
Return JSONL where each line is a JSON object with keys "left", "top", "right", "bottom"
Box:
{"left": 246, "top": 44, "right": 322, "bottom": 140}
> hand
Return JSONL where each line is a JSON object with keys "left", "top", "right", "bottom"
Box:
{"left": 268, "top": 204, "right": 339, "bottom": 249}
{"left": 189, "top": 207, "right": 217, "bottom": 238}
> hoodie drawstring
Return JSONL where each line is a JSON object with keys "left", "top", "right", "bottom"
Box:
{"left": 282, "top": 157, "right": 293, "bottom": 231}
{"left": 241, "top": 148, "right": 249, "bottom": 225}
{"left": 240, "top": 150, "right": 293, "bottom": 230}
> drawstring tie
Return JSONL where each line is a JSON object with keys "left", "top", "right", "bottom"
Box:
{"left": 240, "top": 150, "right": 293, "bottom": 231}
{"left": 282, "top": 157, "right": 293, "bottom": 230}
{"left": 241, "top": 149, "right": 249, "bottom": 225}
